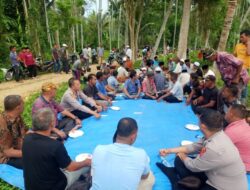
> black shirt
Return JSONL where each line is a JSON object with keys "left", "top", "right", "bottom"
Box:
{"left": 83, "top": 84, "right": 99, "bottom": 100}
{"left": 195, "top": 68, "right": 203, "bottom": 78}
{"left": 202, "top": 86, "right": 218, "bottom": 109}
{"left": 23, "top": 133, "right": 71, "bottom": 190}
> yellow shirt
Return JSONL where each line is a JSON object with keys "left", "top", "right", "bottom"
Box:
{"left": 234, "top": 43, "right": 250, "bottom": 69}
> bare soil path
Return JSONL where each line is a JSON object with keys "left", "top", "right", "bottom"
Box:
{"left": 0, "top": 65, "right": 98, "bottom": 108}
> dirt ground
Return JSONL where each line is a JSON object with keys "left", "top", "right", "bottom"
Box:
{"left": 0, "top": 65, "right": 98, "bottom": 108}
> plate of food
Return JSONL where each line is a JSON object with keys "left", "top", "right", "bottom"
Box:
{"left": 68, "top": 130, "right": 84, "bottom": 138}
{"left": 75, "top": 153, "right": 92, "bottom": 162}
{"left": 185, "top": 124, "right": 200, "bottom": 131}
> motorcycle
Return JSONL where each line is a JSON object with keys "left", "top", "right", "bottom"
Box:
{"left": 1, "top": 64, "right": 30, "bottom": 81}
{"left": 35, "top": 57, "right": 54, "bottom": 72}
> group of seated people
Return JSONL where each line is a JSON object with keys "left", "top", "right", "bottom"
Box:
{"left": 0, "top": 49, "right": 250, "bottom": 190}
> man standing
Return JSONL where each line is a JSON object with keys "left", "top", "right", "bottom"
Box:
{"left": 24, "top": 47, "right": 37, "bottom": 78}
{"left": 224, "top": 104, "right": 250, "bottom": 173}
{"left": 32, "top": 82, "right": 81, "bottom": 139}
{"left": 0, "top": 95, "right": 28, "bottom": 169}
{"left": 97, "top": 44, "right": 104, "bottom": 65}
{"left": 126, "top": 45, "right": 132, "bottom": 60}
{"left": 234, "top": 30, "right": 250, "bottom": 103}
{"left": 60, "top": 44, "right": 70, "bottom": 74}
{"left": 72, "top": 57, "right": 84, "bottom": 80}
{"left": 23, "top": 108, "right": 91, "bottom": 190}
{"left": 91, "top": 118, "right": 155, "bottom": 190}
{"left": 9, "top": 46, "right": 23, "bottom": 82}
{"left": 203, "top": 48, "right": 249, "bottom": 103}
{"left": 82, "top": 46, "right": 89, "bottom": 70}
{"left": 234, "top": 30, "right": 250, "bottom": 71}
{"left": 61, "top": 78, "right": 102, "bottom": 120}
{"left": 52, "top": 44, "right": 61, "bottom": 73}
{"left": 158, "top": 109, "right": 248, "bottom": 190}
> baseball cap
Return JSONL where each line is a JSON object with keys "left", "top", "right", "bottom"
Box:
{"left": 62, "top": 44, "right": 68, "bottom": 47}
{"left": 180, "top": 58, "right": 185, "bottom": 62}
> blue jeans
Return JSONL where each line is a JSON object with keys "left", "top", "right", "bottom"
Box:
{"left": 54, "top": 59, "right": 61, "bottom": 72}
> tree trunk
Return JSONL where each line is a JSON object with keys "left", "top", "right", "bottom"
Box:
{"left": 80, "top": 23, "right": 83, "bottom": 50}
{"left": 177, "top": 0, "right": 191, "bottom": 59}
{"left": 117, "top": 5, "right": 122, "bottom": 49}
{"left": 239, "top": 5, "right": 250, "bottom": 30}
{"left": 44, "top": 0, "right": 52, "bottom": 49}
{"left": 72, "top": 27, "right": 76, "bottom": 53}
{"left": 172, "top": 0, "right": 178, "bottom": 50}
{"left": 151, "top": 0, "right": 173, "bottom": 58}
{"left": 135, "top": 8, "right": 143, "bottom": 61}
{"left": 124, "top": 15, "right": 129, "bottom": 47}
{"left": 204, "top": 29, "right": 210, "bottom": 48}
{"left": 217, "top": 0, "right": 237, "bottom": 51}
{"left": 55, "top": 30, "right": 60, "bottom": 45}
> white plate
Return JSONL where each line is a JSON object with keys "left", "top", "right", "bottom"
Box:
{"left": 75, "top": 153, "right": 92, "bottom": 162}
{"left": 68, "top": 130, "right": 84, "bottom": 138}
{"left": 181, "top": 140, "right": 193, "bottom": 146}
{"left": 134, "top": 112, "right": 143, "bottom": 115}
{"left": 185, "top": 124, "right": 200, "bottom": 131}
{"left": 110, "top": 106, "right": 120, "bottom": 111}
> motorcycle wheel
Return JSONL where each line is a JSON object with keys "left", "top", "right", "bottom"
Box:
{"left": 5, "top": 71, "right": 13, "bottom": 81}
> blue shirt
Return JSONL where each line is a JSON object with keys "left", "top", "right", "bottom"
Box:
{"left": 96, "top": 80, "right": 107, "bottom": 95}
{"left": 107, "top": 76, "right": 119, "bottom": 89}
{"left": 124, "top": 79, "right": 141, "bottom": 95}
{"left": 91, "top": 143, "right": 150, "bottom": 190}
{"left": 9, "top": 51, "right": 20, "bottom": 66}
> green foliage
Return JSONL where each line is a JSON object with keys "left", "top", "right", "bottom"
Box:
{"left": 0, "top": 179, "right": 19, "bottom": 190}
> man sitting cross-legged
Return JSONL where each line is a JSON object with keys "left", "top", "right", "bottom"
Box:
{"left": 157, "top": 109, "right": 247, "bottom": 190}
{"left": 191, "top": 75, "right": 218, "bottom": 113}
{"left": 157, "top": 72, "right": 183, "bottom": 103}
{"left": 123, "top": 70, "right": 143, "bottom": 99}
{"left": 61, "top": 78, "right": 102, "bottom": 120}
{"left": 91, "top": 118, "right": 155, "bottom": 190}
{"left": 32, "top": 82, "right": 82, "bottom": 140}
{"left": 142, "top": 71, "right": 158, "bottom": 100}
{"left": 84, "top": 73, "right": 112, "bottom": 106}
{"left": 23, "top": 108, "right": 91, "bottom": 190}
{"left": 224, "top": 104, "right": 250, "bottom": 173}
{"left": 0, "top": 95, "right": 28, "bottom": 169}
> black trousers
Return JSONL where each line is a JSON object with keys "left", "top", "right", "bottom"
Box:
{"left": 7, "top": 158, "right": 23, "bottom": 169}
{"left": 163, "top": 95, "right": 182, "bottom": 103}
{"left": 71, "top": 103, "right": 96, "bottom": 120}
{"left": 13, "top": 65, "right": 23, "bottom": 81}
{"left": 156, "top": 157, "right": 217, "bottom": 190}
{"left": 27, "top": 65, "right": 37, "bottom": 77}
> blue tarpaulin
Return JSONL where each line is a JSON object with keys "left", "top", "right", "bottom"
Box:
{"left": 0, "top": 100, "right": 249, "bottom": 189}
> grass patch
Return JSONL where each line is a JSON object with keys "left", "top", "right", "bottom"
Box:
{"left": 0, "top": 179, "right": 20, "bottom": 190}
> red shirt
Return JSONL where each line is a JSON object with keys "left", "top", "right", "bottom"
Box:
{"left": 225, "top": 119, "right": 250, "bottom": 172}
{"left": 18, "top": 52, "right": 26, "bottom": 63}
{"left": 24, "top": 52, "right": 35, "bottom": 66}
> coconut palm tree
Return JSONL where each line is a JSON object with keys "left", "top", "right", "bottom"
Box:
{"left": 218, "top": 0, "right": 238, "bottom": 51}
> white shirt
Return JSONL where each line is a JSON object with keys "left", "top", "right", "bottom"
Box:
{"left": 170, "top": 81, "right": 183, "bottom": 101}
{"left": 178, "top": 73, "right": 190, "bottom": 87}
{"left": 117, "top": 66, "right": 129, "bottom": 78}
{"left": 126, "top": 48, "right": 132, "bottom": 59}
{"left": 204, "top": 69, "right": 215, "bottom": 78}
{"left": 83, "top": 48, "right": 89, "bottom": 59}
